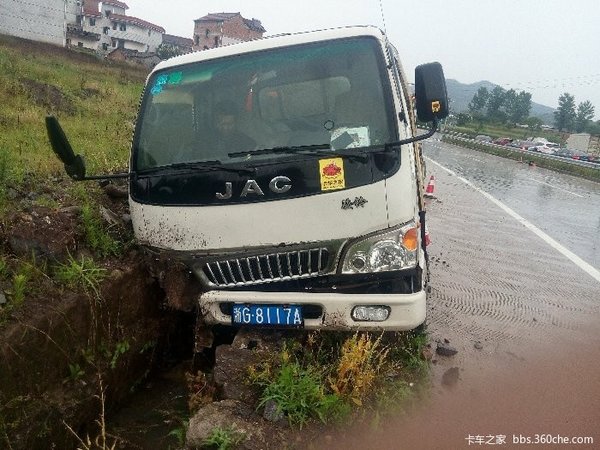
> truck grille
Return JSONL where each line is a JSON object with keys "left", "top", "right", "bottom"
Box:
{"left": 203, "top": 248, "right": 329, "bottom": 287}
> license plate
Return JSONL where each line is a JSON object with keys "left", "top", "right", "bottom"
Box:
{"left": 232, "top": 304, "right": 303, "bottom": 326}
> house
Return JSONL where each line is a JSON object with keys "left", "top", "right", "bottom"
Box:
{"left": 106, "top": 47, "right": 161, "bottom": 68}
{"left": 193, "top": 12, "right": 265, "bottom": 51}
{"left": 0, "top": 0, "right": 79, "bottom": 46}
{"left": 0, "top": 0, "right": 165, "bottom": 55}
{"left": 68, "top": 0, "right": 165, "bottom": 55}
{"left": 162, "top": 34, "right": 194, "bottom": 55}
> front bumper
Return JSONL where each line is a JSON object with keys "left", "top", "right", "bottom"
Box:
{"left": 198, "top": 289, "right": 426, "bottom": 331}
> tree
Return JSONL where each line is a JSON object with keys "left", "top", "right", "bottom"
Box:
{"left": 525, "top": 116, "right": 543, "bottom": 130}
{"left": 513, "top": 91, "right": 532, "bottom": 124}
{"left": 575, "top": 100, "right": 595, "bottom": 133}
{"left": 455, "top": 113, "right": 471, "bottom": 126}
{"left": 156, "top": 43, "right": 182, "bottom": 60}
{"left": 586, "top": 120, "right": 600, "bottom": 135}
{"left": 486, "top": 86, "right": 506, "bottom": 122}
{"left": 468, "top": 86, "right": 489, "bottom": 117}
{"left": 553, "top": 93, "right": 576, "bottom": 131}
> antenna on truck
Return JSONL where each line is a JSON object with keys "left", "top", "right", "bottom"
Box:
{"left": 378, "top": 0, "right": 388, "bottom": 34}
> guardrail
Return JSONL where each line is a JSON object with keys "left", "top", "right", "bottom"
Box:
{"left": 440, "top": 131, "right": 600, "bottom": 171}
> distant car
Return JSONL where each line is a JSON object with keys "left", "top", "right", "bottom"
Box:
{"left": 555, "top": 148, "right": 574, "bottom": 158}
{"left": 572, "top": 153, "right": 589, "bottom": 162}
{"left": 535, "top": 142, "right": 560, "bottom": 154}
{"left": 475, "top": 135, "right": 492, "bottom": 142}
{"left": 493, "top": 137, "right": 512, "bottom": 146}
{"left": 518, "top": 141, "right": 537, "bottom": 151}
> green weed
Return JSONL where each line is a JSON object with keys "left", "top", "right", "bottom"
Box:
{"left": 0, "top": 257, "right": 8, "bottom": 278}
{"left": 11, "top": 273, "right": 28, "bottom": 306}
{"left": 54, "top": 254, "right": 106, "bottom": 296}
{"left": 167, "top": 419, "right": 188, "bottom": 448}
{"left": 257, "top": 359, "right": 347, "bottom": 428}
{"left": 329, "top": 333, "right": 389, "bottom": 405}
{"left": 68, "top": 363, "right": 85, "bottom": 381}
{"left": 201, "top": 426, "right": 245, "bottom": 450}
{"left": 109, "top": 340, "right": 130, "bottom": 369}
{"left": 80, "top": 204, "right": 121, "bottom": 258}
{"left": 386, "top": 329, "right": 430, "bottom": 378}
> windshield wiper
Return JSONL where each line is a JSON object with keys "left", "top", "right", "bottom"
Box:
{"left": 137, "top": 160, "right": 255, "bottom": 176}
{"left": 229, "top": 144, "right": 373, "bottom": 162}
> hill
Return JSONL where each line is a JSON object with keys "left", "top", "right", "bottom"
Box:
{"left": 0, "top": 33, "right": 147, "bottom": 196}
{"left": 446, "top": 79, "right": 556, "bottom": 125}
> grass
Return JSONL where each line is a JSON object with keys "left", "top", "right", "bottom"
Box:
{"left": 248, "top": 330, "right": 429, "bottom": 429}
{"left": 54, "top": 254, "right": 107, "bottom": 296}
{"left": 202, "top": 426, "right": 245, "bottom": 450}
{"left": 0, "top": 35, "right": 145, "bottom": 201}
{"left": 257, "top": 359, "right": 348, "bottom": 428}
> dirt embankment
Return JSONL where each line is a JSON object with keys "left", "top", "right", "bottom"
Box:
{"left": 0, "top": 181, "right": 194, "bottom": 449}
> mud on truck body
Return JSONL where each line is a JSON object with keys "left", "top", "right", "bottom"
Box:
{"left": 47, "top": 26, "right": 448, "bottom": 331}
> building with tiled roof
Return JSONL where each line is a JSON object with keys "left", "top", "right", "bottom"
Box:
{"left": 102, "top": 0, "right": 129, "bottom": 10}
{"left": 193, "top": 12, "right": 266, "bottom": 51}
{"left": 0, "top": 0, "right": 168, "bottom": 56}
{"left": 162, "top": 34, "right": 194, "bottom": 54}
{"left": 67, "top": 0, "right": 164, "bottom": 55}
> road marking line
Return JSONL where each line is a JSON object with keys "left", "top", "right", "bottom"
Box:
{"left": 426, "top": 157, "right": 600, "bottom": 284}
{"left": 528, "top": 178, "right": 585, "bottom": 198}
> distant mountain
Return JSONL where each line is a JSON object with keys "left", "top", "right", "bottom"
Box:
{"left": 446, "top": 79, "right": 555, "bottom": 125}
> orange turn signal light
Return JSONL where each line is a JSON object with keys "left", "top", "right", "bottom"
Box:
{"left": 402, "top": 227, "right": 419, "bottom": 251}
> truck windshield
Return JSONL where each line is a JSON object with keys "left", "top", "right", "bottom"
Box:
{"left": 133, "top": 37, "right": 395, "bottom": 171}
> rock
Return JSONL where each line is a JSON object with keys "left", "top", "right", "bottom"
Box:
{"left": 186, "top": 400, "right": 261, "bottom": 450}
{"left": 7, "top": 188, "right": 19, "bottom": 200}
{"left": 0, "top": 292, "right": 7, "bottom": 305}
{"left": 436, "top": 342, "right": 458, "bottom": 357}
{"left": 262, "top": 399, "right": 284, "bottom": 423}
{"left": 100, "top": 206, "right": 120, "bottom": 226}
{"left": 474, "top": 341, "right": 484, "bottom": 350}
{"left": 213, "top": 344, "right": 263, "bottom": 403}
{"left": 441, "top": 367, "right": 460, "bottom": 387}
{"left": 213, "top": 329, "right": 288, "bottom": 403}
{"left": 59, "top": 206, "right": 81, "bottom": 215}
{"left": 102, "top": 184, "right": 128, "bottom": 199}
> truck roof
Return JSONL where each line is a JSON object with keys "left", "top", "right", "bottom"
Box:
{"left": 151, "top": 25, "right": 387, "bottom": 74}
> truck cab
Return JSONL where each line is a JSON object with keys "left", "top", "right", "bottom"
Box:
{"left": 48, "top": 26, "right": 448, "bottom": 330}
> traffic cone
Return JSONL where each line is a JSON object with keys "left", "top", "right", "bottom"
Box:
{"left": 424, "top": 175, "right": 436, "bottom": 198}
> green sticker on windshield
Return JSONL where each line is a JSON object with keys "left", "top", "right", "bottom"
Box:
{"left": 168, "top": 71, "right": 183, "bottom": 85}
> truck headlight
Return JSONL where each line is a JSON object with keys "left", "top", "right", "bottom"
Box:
{"left": 341, "top": 222, "right": 419, "bottom": 274}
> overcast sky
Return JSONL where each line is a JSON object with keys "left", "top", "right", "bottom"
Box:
{"left": 126, "top": 0, "right": 600, "bottom": 119}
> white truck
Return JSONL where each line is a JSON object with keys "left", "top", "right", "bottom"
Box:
{"left": 47, "top": 26, "right": 448, "bottom": 331}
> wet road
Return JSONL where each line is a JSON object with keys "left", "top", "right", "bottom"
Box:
{"left": 413, "top": 137, "right": 600, "bottom": 448}
{"left": 427, "top": 137, "right": 600, "bottom": 269}
{"left": 322, "top": 137, "right": 600, "bottom": 450}
{"left": 424, "top": 137, "right": 600, "bottom": 351}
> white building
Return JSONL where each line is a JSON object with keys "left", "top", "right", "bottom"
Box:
{"left": 0, "top": 0, "right": 164, "bottom": 55}
{"left": 0, "top": 0, "right": 78, "bottom": 46}
{"left": 69, "top": 0, "right": 164, "bottom": 54}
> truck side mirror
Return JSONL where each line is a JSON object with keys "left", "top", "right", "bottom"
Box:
{"left": 415, "top": 62, "right": 449, "bottom": 122}
{"left": 45, "top": 116, "right": 128, "bottom": 181}
{"left": 46, "top": 116, "right": 87, "bottom": 180}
